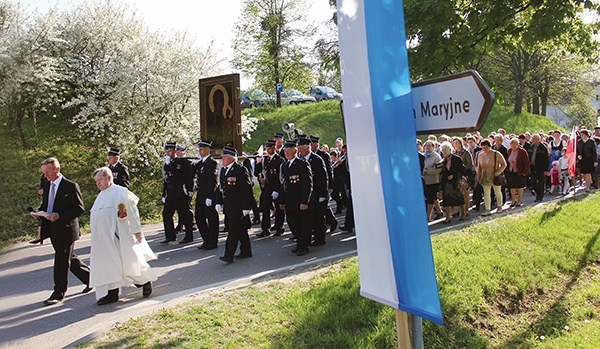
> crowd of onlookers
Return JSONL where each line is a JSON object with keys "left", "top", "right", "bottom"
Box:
{"left": 417, "top": 127, "right": 600, "bottom": 222}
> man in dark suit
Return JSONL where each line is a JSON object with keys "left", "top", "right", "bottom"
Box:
{"left": 527, "top": 134, "right": 550, "bottom": 202}
{"left": 257, "top": 140, "right": 285, "bottom": 237}
{"left": 310, "top": 135, "right": 338, "bottom": 232}
{"left": 193, "top": 140, "right": 220, "bottom": 250}
{"left": 161, "top": 142, "right": 194, "bottom": 244}
{"left": 216, "top": 146, "right": 254, "bottom": 263}
{"left": 280, "top": 140, "right": 313, "bottom": 256}
{"left": 31, "top": 157, "right": 90, "bottom": 305}
{"left": 299, "top": 137, "right": 329, "bottom": 246}
{"left": 107, "top": 147, "right": 130, "bottom": 188}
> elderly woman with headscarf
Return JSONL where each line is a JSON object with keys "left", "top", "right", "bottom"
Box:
{"left": 439, "top": 141, "right": 465, "bottom": 223}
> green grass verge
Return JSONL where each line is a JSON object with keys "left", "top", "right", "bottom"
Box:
{"left": 78, "top": 193, "right": 600, "bottom": 348}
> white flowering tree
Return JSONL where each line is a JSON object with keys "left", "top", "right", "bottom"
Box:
{"left": 1, "top": 1, "right": 228, "bottom": 170}
{"left": 52, "top": 1, "right": 223, "bottom": 168}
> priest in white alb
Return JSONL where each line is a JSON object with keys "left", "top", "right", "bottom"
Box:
{"left": 89, "top": 167, "right": 158, "bottom": 305}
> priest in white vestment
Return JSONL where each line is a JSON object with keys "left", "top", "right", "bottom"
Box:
{"left": 89, "top": 167, "right": 157, "bottom": 305}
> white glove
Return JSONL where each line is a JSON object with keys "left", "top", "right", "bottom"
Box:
{"left": 191, "top": 157, "right": 201, "bottom": 165}
{"left": 205, "top": 198, "right": 212, "bottom": 207}
{"left": 215, "top": 204, "right": 222, "bottom": 212}
{"left": 183, "top": 186, "right": 193, "bottom": 197}
{"left": 242, "top": 210, "right": 251, "bottom": 216}
{"left": 271, "top": 191, "right": 279, "bottom": 200}
{"left": 161, "top": 197, "right": 166, "bottom": 203}
{"left": 319, "top": 197, "right": 327, "bottom": 203}
{"left": 164, "top": 155, "right": 171, "bottom": 165}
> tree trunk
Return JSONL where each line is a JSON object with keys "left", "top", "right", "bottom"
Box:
{"left": 514, "top": 87, "right": 523, "bottom": 114}
{"left": 532, "top": 94, "right": 540, "bottom": 115}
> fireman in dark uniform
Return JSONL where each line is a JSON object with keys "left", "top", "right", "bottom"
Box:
{"left": 274, "top": 132, "right": 285, "bottom": 157}
{"left": 298, "top": 137, "right": 328, "bottom": 246}
{"left": 216, "top": 146, "right": 254, "bottom": 263}
{"left": 257, "top": 140, "right": 285, "bottom": 237}
{"left": 280, "top": 139, "right": 313, "bottom": 256}
{"left": 193, "top": 140, "right": 219, "bottom": 250}
{"left": 310, "top": 135, "right": 338, "bottom": 232}
{"left": 107, "top": 148, "right": 130, "bottom": 188}
{"left": 161, "top": 142, "right": 194, "bottom": 244}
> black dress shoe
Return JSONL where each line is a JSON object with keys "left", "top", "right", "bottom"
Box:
{"left": 310, "top": 241, "right": 326, "bottom": 247}
{"left": 97, "top": 295, "right": 119, "bottom": 305}
{"left": 82, "top": 286, "right": 93, "bottom": 294}
{"left": 234, "top": 253, "right": 253, "bottom": 259}
{"left": 43, "top": 294, "right": 64, "bottom": 306}
{"left": 178, "top": 238, "right": 193, "bottom": 244}
{"left": 296, "top": 248, "right": 309, "bottom": 256}
{"left": 251, "top": 219, "right": 261, "bottom": 225}
{"left": 29, "top": 238, "right": 43, "bottom": 245}
{"left": 291, "top": 247, "right": 299, "bottom": 253}
{"left": 160, "top": 239, "right": 176, "bottom": 244}
{"left": 142, "top": 282, "right": 152, "bottom": 297}
{"left": 329, "top": 221, "right": 338, "bottom": 233}
{"left": 256, "top": 231, "right": 271, "bottom": 237}
{"left": 219, "top": 256, "right": 234, "bottom": 263}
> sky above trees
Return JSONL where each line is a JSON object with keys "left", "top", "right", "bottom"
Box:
{"left": 17, "top": 0, "right": 333, "bottom": 89}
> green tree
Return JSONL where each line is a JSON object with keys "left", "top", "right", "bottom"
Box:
{"left": 404, "top": 0, "right": 599, "bottom": 80}
{"left": 312, "top": 0, "right": 340, "bottom": 90}
{"left": 231, "top": 0, "right": 315, "bottom": 107}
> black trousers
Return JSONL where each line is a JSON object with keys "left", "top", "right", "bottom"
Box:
{"left": 311, "top": 199, "right": 328, "bottom": 244}
{"left": 331, "top": 182, "right": 348, "bottom": 211}
{"left": 325, "top": 204, "right": 337, "bottom": 226}
{"left": 530, "top": 170, "right": 547, "bottom": 201}
{"left": 260, "top": 189, "right": 285, "bottom": 233}
{"left": 286, "top": 207, "right": 313, "bottom": 250}
{"left": 51, "top": 239, "right": 89, "bottom": 295}
{"left": 195, "top": 200, "right": 219, "bottom": 246}
{"left": 223, "top": 212, "right": 252, "bottom": 258}
{"left": 344, "top": 193, "right": 355, "bottom": 229}
{"left": 163, "top": 197, "right": 194, "bottom": 240}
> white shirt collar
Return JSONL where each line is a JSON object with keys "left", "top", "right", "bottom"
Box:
{"left": 51, "top": 175, "right": 63, "bottom": 188}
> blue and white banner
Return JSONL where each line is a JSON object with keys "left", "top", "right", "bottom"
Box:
{"left": 337, "top": 0, "right": 443, "bottom": 324}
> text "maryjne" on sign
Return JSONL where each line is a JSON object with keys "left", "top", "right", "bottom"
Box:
{"left": 413, "top": 97, "right": 470, "bottom": 120}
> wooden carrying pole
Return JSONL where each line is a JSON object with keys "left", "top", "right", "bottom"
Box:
{"left": 395, "top": 309, "right": 412, "bottom": 349}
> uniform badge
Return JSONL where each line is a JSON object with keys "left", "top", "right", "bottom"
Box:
{"left": 289, "top": 175, "right": 300, "bottom": 183}
{"left": 227, "top": 177, "right": 237, "bottom": 185}
{"left": 117, "top": 203, "right": 127, "bottom": 218}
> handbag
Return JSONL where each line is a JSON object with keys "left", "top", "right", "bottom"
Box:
{"left": 493, "top": 152, "right": 507, "bottom": 186}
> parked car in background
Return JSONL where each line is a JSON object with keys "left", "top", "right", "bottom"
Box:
{"left": 241, "top": 90, "right": 274, "bottom": 109}
{"left": 308, "top": 86, "right": 343, "bottom": 102}
{"left": 280, "top": 89, "right": 316, "bottom": 105}
{"left": 241, "top": 95, "right": 259, "bottom": 109}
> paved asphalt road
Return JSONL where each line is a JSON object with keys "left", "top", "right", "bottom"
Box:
{"left": 0, "top": 187, "right": 589, "bottom": 348}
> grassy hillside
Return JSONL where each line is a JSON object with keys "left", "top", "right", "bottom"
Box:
{"left": 1, "top": 102, "right": 561, "bottom": 243}
{"left": 242, "top": 100, "right": 346, "bottom": 152}
{"left": 0, "top": 116, "right": 164, "bottom": 244}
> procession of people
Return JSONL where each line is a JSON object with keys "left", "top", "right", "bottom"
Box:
{"left": 29, "top": 124, "right": 600, "bottom": 307}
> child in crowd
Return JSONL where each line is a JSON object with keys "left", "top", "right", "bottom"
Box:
{"left": 549, "top": 161, "right": 561, "bottom": 194}
{"left": 558, "top": 148, "right": 571, "bottom": 195}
